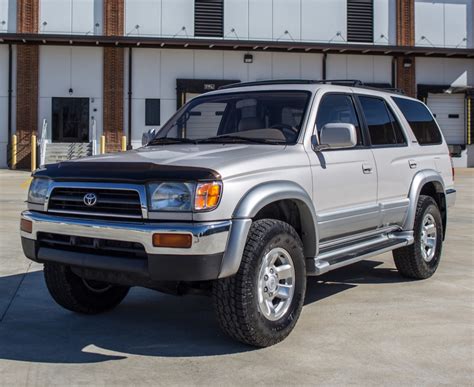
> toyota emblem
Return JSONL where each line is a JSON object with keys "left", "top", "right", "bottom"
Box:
{"left": 83, "top": 193, "right": 97, "bottom": 207}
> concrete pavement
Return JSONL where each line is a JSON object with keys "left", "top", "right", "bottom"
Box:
{"left": 0, "top": 169, "right": 472, "bottom": 386}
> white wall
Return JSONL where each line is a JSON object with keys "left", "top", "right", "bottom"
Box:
{"left": 125, "top": 0, "right": 161, "bottom": 37}
{"left": 326, "top": 55, "right": 393, "bottom": 83}
{"left": 126, "top": 48, "right": 324, "bottom": 147}
{"left": 301, "top": 0, "right": 347, "bottom": 43}
{"left": 415, "top": 0, "right": 473, "bottom": 48}
{"left": 161, "top": 0, "right": 193, "bottom": 37}
{"left": 416, "top": 57, "right": 474, "bottom": 86}
{"left": 38, "top": 46, "right": 103, "bottom": 140}
{"left": 39, "top": 0, "right": 103, "bottom": 35}
{"left": 0, "top": 45, "right": 8, "bottom": 167}
{"left": 374, "top": 0, "right": 396, "bottom": 45}
{"left": 0, "top": 0, "right": 16, "bottom": 33}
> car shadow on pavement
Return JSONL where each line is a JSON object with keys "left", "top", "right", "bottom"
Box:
{"left": 0, "top": 259, "right": 411, "bottom": 364}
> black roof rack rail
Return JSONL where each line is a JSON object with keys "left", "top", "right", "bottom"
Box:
{"left": 218, "top": 79, "right": 405, "bottom": 95}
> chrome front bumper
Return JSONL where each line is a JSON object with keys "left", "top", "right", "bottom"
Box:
{"left": 21, "top": 210, "right": 231, "bottom": 256}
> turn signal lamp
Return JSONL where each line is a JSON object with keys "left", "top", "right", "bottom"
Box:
{"left": 195, "top": 182, "right": 222, "bottom": 211}
{"left": 153, "top": 233, "right": 192, "bottom": 248}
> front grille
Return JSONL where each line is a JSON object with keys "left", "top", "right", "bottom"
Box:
{"left": 47, "top": 187, "right": 143, "bottom": 218}
{"left": 38, "top": 232, "right": 147, "bottom": 259}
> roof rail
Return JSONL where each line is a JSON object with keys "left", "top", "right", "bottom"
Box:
{"left": 218, "top": 79, "right": 405, "bottom": 95}
{"left": 218, "top": 79, "right": 365, "bottom": 90}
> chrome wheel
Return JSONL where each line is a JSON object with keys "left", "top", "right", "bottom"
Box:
{"left": 257, "top": 247, "right": 295, "bottom": 321}
{"left": 421, "top": 213, "right": 437, "bottom": 262}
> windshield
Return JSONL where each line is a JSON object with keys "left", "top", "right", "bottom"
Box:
{"left": 149, "top": 90, "right": 311, "bottom": 145}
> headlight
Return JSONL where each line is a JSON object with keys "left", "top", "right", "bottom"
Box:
{"left": 148, "top": 182, "right": 194, "bottom": 211}
{"left": 147, "top": 181, "right": 222, "bottom": 212}
{"left": 28, "top": 178, "right": 50, "bottom": 204}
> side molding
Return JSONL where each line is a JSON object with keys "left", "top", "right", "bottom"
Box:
{"left": 403, "top": 169, "right": 445, "bottom": 231}
{"left": 219, "top": 181, "right": 318, "bottom": 278}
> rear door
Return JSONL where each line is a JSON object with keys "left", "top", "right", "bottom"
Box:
{"left": 355, "top": 94, "right": 415, "bottom": 228}
{"left": 308, "top": 92, "right": 378, "bottom": 241}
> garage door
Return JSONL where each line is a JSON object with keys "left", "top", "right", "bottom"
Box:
{"left": 426, "top": 93, "right": 465, "bottom": 145}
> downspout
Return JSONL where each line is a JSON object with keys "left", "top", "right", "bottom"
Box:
{"left": 7, "top": 44, "right": 12, "bottom": 167}
{"left": 128, "top": 47, "right": 132, "bottom": 149}
{"left": 322, "top": 53, "right": 327, "bottom": 80}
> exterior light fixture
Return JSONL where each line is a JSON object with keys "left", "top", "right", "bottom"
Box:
{"left": 244, "top": 54, "right": 253, "bottom": 63}
{"left": 68, "top": 88, "right": 73, "bottom": 95}
{"left": 403, "top": 58, "right": 413, "bottom": 68}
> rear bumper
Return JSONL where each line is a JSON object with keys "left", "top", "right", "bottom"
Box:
{"left": 21, "top": 210, "right": 232, "bottom": 281}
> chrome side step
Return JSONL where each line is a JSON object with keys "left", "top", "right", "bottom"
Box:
{"left": 307, "top": 231, "right": 414, "bottom": 276}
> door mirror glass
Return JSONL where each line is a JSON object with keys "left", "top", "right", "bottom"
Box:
{"left": 315, "top": 123, "right": 357, "bottom": 151}
{"left": 142, "top": 128, "right": 157, "bottom": 146}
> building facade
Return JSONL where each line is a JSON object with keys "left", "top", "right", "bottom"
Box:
{"left": 0, "top": 0, "right": 473, "bottom": 168}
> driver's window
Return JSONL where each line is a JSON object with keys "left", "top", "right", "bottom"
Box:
{"left": 315, "top": 94, "right": 363, "bottom": 145}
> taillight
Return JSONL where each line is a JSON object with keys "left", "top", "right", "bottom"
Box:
{"left": 450, "top": 156, "right": 455, "bottom": 181}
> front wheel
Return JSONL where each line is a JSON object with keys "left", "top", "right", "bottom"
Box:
{"left": 44, "top": 263, "right": 130, "bottom": 314}
{"left": 213, "top": 219, "right": 306, "bottom": 347}
{"left": 393, "top": 195, "right": 443, "bottom": 279}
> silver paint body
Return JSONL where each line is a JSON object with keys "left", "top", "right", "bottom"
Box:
{"left": 22, "top": 84, "right": 456, "bottom": 278}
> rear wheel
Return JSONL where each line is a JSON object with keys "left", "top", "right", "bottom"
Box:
{"left": 213, "top": 219, "right": 306, "bottom": 347}
{"left": 44, "top": 262, "right": 130, "bottom": 314}
{"left": 393, "top": 195, "right": 443, "bottom": 279}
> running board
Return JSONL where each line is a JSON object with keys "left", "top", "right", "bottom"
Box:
{"left": 307, "top": 231, "right": 414, "bottom": 276}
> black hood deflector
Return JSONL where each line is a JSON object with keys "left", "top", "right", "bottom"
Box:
{"left": 33, "top": 162, "right": 221, "bottom": 183}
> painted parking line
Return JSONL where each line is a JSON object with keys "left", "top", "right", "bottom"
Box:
{"left": 20, "top": 178, "right": 32, "bottom": 189}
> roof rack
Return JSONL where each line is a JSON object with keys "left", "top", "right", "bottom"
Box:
{"left": 218, "top": 79, "right": 405, "bottom": 94}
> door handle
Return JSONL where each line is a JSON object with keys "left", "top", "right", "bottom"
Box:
{"left": 362, "top": 164, "right": 373, "bottom": 174}
{"left": 409, "top": 159, "right": 417, "bottom": 169}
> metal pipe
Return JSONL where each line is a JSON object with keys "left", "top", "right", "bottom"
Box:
{"left": 128, "top": 47, "right": 132, "bottom": 149}
{"left": 7, "top": 44, "right": 12, "bottom": 167}
{"left": 31, "top": 135, "right": 37, "bottom": 172}
{"left": 11, "top": 134, "right": 17, "bottom": 169}
{"left": 322, "top": 53, "right": 327, "bottom": 80}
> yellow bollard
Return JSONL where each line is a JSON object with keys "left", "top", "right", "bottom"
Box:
{"left": 121, "top": 135, "right": 127, "bottom": 152}
{"left": 31, "top": 134, "right": 37, "bottom": 172}
{"left": 100, "top": 135, "right": 106, "bottom": 154}
{"left": 11, "top": 134, "right": 17, "bottom": 170}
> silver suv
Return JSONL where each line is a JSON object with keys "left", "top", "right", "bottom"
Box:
{"left": 21, "top": 80, "right": 456, "bottom": 347}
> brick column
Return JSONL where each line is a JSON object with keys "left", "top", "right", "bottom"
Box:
{"left": 396, "top": 0, "right": 416, "bottom": 97}
{"left": 103, "top": 0, "right": 125, "bottom": 153}
{"left": 16, "top": 0, "right": 39, "bottom": 169}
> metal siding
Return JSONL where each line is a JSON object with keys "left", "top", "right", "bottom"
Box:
{"left": 125, "top": 0, "right": 161, "bottom": 37}
{"left": 427, "top": 93, "right": 465, "bottom": 145}
{"left": 301, "top": 0, "right": 347, "bottom": 43}
{"left": 223, "top": 0, "right": 248, "bottom": 39}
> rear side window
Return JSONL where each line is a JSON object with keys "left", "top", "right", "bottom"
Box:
{"left": 392, "top": 97, "right": 443, "bottom": 145}
{"left": 359, "top": 96, "right": 407, "bottom": 146}
{"left": 316, "top": 94, "right": 363, "bottom": 145}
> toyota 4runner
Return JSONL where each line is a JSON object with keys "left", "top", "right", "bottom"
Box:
{"left": 21, "top": 80, "right": 456, "bottom": 347}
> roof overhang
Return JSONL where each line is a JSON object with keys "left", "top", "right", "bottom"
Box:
{"left": 0, "top": 33, "right": 473, "bottom": 58}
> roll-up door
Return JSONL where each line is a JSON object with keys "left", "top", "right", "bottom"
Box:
{"left": 426, "top": 93, "right": 465, "bottom": 145}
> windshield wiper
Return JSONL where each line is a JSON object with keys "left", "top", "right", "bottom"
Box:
{"left": 147, "top": 137, "right": 198, "bottom": 145}
{"left": 198, "top": 135, "right": 286, "bottom": 145}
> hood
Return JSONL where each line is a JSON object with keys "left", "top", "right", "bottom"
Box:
{"left": 34, "top": 144, "right": 307, "bottom": 182}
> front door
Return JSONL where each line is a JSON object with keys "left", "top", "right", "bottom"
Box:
{"left": 308, "top": 93, "right": 378, "bottom": 242}
{"left": 52, "top": 98, "right": 90, "bottom": 142}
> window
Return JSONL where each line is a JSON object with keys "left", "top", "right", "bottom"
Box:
{"left": 158, "top": 91, "right": 311, "bottom": 144}
{"left": 194, "top": 0, "right": 224, "bottom": 37}
{"left": 347, "top": 0, "right": 374, "bottom": 43}
{"left": 145, "top": 99, "right": 160, "bottom": 126}
{"left": 393, "top": 97, "right": 443, "bottom": 145}
{"left": 359, "top": 96, "right": 407, "bottom": 146}
{"left": 316, "top": 94, "right": 363, "bottom": 145}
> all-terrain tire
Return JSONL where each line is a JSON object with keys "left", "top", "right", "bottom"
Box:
{"left": 213, "top": 219, "right": 306, "bottom": 347}
{"left": 44, "top": 262, "right": 130, "bottom": 314}
{"left": 393, "top": 195, "right": 443, "bottom": 279}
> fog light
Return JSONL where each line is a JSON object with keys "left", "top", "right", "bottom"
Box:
{"left": 153, "top": 233, "right": 192, "bottom": 248}
{"left": 20, "top": 219, "right": 32, "bottom": 233}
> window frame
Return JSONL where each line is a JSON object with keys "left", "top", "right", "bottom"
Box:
{"left": 313, "top": 92, "right": 370, "bottom": 151}
{"left": 355, "top": 94, "right": 409, "bottom": 149}
{"left": 391, "top": 96, "right": 444, "bottom": 147}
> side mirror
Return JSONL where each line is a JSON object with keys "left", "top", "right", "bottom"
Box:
{"left": 142, "top": 128, "right": 157, "bottom": 146}
{"left": 313, "top": 123, "right": 357, "bottom": 151}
